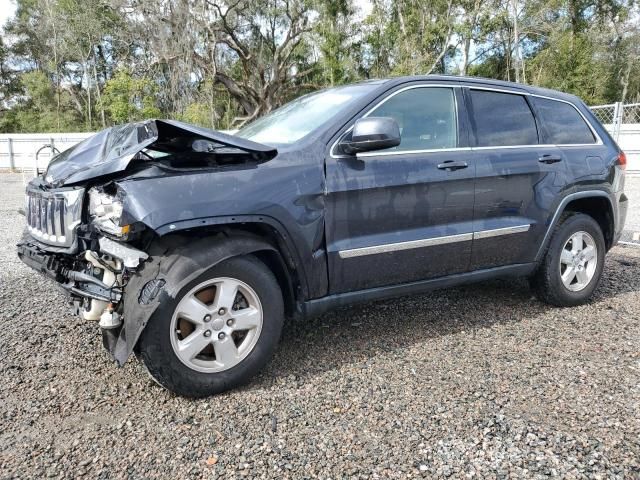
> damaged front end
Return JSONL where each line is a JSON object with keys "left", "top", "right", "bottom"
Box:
{"left": 17, "top": 207, "right": 153, "bottom": 365}
{"left": 17, "top": 119, "right": 279, "bottom": 366}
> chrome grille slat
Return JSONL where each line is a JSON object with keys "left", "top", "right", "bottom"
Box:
{"left": 26, "top": 196, "right": 31, "bottom": 227}
{"left": 38, "top": 196, "right": 45, "bottom": 233}
{"left": 48, "top": 198, "right": 56, "bottom": 237}
{"left": 53, "top": 198, "right": 63, "bottom": 239}
{"left": 25, "top": 187, "right": 83, "bottom": 247}
{"left": 41, "top": 196, "right": 48, "bottom": 238}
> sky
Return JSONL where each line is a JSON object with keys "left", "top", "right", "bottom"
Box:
{"left": 0, "top": 0, "right": 16, "bottom": 32}
{"left": 0, "top": 0, "right": 371, "bottom": 29}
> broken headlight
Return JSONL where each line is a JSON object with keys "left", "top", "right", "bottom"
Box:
{"left": 88, "top": 187, "right": 129, "bottom": 237}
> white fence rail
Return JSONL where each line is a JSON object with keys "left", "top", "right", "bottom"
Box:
{"left": 1, "top": 104, "right": 639, "bottom": 174}
{"left": 0, "top": 132, "right": 93, "bottom": 173}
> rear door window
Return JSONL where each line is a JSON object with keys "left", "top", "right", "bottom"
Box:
{"left": 532, "top": 97, "right": 596, "bottom": 145}
{"left": 469, "top": 90, "right": 538, "bottom": 147}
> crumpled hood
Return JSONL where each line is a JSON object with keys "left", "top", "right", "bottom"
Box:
{"left": 44, "top": 119, "right": 277, "bottom": 187}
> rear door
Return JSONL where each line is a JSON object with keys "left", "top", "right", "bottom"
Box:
{"left": 325, "top": 85, "right": 476, "bottom": 293}
{"left": 530, "top": 96, "right": 605, "bottom": 181}
{"left": 466, "top": 87, "right": 569, "bottom": 270}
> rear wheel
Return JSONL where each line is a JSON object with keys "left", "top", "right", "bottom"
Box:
{"left": 531, "top": 213, "right": 605, "bottom": 307}
{"left": 138, "top": 255, "right": 284, "bottom": 397}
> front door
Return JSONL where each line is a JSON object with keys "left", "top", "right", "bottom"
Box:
{"left": 325, "top": 85, "right": 476, "bottom": 294}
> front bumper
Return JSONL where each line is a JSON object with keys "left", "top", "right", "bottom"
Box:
{"left": 17, "top": 234, "right": 120, "bottom": 304}
{"left": 17, "top": 230, "right": 159, "bottom": 366}
{"left": 17, "top": 237, "right": 62, "bottom": 281}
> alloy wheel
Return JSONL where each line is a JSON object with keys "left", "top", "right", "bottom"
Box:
{"left": 559, "top": 231, "right": 598, "bottom": 292}
{"left": 169, "top": 277, "right": 263, "bottom": 373}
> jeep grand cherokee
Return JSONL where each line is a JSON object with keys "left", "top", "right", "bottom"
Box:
{"left": 17, "top": 76, "right": 628, "bottom": 397}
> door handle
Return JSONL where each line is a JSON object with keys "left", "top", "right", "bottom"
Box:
{"left": 437, "top": 160, "right": 468, "bottom": 171}
{"left": 538, "top": 154, "right": 562, "bottom": 164}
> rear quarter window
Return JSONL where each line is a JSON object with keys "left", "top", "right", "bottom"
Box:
{"left": 532, "top": 97, "right": 596, "bottom": 145}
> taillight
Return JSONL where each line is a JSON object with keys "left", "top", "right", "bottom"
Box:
{"left": 617, "top": 151, "right": 627, "bottom": 170}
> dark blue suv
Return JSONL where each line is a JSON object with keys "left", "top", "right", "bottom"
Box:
{"left": 18, "top": 75, "right": 628, "bottom": 396}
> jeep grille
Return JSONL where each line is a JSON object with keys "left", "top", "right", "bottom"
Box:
{"left": 25, "top": 188, "right": 83, "bottom": 247}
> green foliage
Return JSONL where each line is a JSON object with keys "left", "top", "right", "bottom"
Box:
{"left": 314, "top": 0, "right": 357, "bottom": 85}
{"left": 528, "top": 32, "right": 610, "bottom": 104}
{"left": 102, "top": 70, "right": 161, "bottom": 124}
{"left": 1, "top": 71, "right": 81, "bottom": 132}
{"left": 180, "top": 103, "right": 213, "bottom": 129}
{"left": 0, "top": 0, "right": 639, "bottom": 133}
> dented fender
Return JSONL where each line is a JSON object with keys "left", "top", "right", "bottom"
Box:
{"left": 106, "top": 235, "right": 278, "bottom": 366}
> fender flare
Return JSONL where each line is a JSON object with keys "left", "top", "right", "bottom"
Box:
{"left": 153, "top": 214, "right": 310, "bottom": 298}
{"left": 534, "top": 189, "right": 613, "bottom": 262}
{"left": 107, "top": 234, "right": 281, "bottom": 366}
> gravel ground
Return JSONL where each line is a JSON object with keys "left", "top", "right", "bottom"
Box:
{"left": 1, "top": 172, "right": 639, "bottom": 479}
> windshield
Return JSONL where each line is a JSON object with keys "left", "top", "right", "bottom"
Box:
{"left": 235, "top": 84, "right": 378, "bottom": 145}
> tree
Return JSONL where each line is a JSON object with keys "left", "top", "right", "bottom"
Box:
{"left": 313, "top": 0, "right": 358, "bottom": 86}
{"left": 1, "top": 0, "right": 639, "bottom": 134}
{"left": 203, "top": 0, "right": 317, "bottom": 125}
{"left": 102, "top": 69, "right": 162, "bottom": 123}
{"left": 365, "top": 0, "right": 459, "bottom": 76}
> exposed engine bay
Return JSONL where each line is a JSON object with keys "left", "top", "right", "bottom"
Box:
{"left": 17, "top": 233, "right": 147, "bottom": 331}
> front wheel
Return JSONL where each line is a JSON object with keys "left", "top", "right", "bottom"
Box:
{"left": 138, "top": 255, "right": 284, "bottom": 397}
{"left": 531, "top": 212, "right": 606, "bottom": 307}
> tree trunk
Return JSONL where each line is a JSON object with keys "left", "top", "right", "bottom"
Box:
{"left": 44, "top": 0, "right": 61, "bottom": 131}
{"left": 85, "top": 61, "right": 92, "bottom": 130}
{"left": 512, "top": 0, "right": 521, "bottom": 83}
{"left": 461, "top": 36, "right": 471, "bottom": 76}
{"left": 396, "top": 1, "right": 413, "bottom": 74}
{"left": 620, "top": 58, "right": 632, "bottom": 105}
{"left": 92, "top": 48, "right": 106, "bottom": 128}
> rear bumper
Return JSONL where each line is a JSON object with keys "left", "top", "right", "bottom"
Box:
{"left": 613, "top": 191, "right": 628, "bottom": 245}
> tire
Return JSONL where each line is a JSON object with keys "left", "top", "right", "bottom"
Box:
{"left": 138, "top": 255, "right": 284, "bottom": 397}
{"left": 531, "top": 212, "right": 606, "bottom": 307}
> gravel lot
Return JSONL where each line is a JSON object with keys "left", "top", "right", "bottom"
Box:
{"left": 1, "top": 173, "right": 639, "bottom": 479}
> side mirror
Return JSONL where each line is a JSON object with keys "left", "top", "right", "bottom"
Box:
{"left": 339, "top": 117, "right": 401, "bottom": 155}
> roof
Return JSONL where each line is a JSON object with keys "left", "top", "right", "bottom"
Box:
{"left": 376, "top": 74, "right": 579, "bottom": 103}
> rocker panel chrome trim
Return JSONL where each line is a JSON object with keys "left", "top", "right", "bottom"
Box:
{"left": 337, "top": 224, "right": 531, "bottom": 258}
{"left": 473, "top": 224, "right": 531, "bottom": 239}
{"left": 337, "top": 233, "right": 473, "bottom": 258}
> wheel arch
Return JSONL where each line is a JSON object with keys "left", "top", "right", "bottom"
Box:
{"left": 111, "top": 224, "right": 302, "bottom": 367}
{"left": 535, "top": 190, "right": 615, "bottom": 262}
{"left": 151, "top": 224, "right": 301, "bottom": 317}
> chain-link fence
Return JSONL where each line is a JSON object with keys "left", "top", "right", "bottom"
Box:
{"left": 621, "top": 103, "right": 640, "bottom": 124}
{"left": 590, "top": 103, "right": 617, "bottom": 125}
{"left": 590, "top": 102, "right": 640, "bottom": 174}
{"left": 591, "top": 103, "right": 640, "bottom": 126}
{"left": 590, "top": 102, "right": 640, "bottom": 140}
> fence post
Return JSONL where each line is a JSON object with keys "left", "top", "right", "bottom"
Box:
{"left": 7, "top": 138, "right": 15, "bottom": 171}
{"left": 612, "top": 102, "right": 619, "bottom": 141}
{"left": 614, "top": 102, "right": 625, "bottom": 142}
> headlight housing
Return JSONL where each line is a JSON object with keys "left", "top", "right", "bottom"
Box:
{"left": 88, "top": 187, "right": 129, "bottom": 237}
